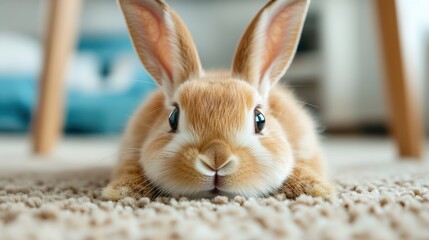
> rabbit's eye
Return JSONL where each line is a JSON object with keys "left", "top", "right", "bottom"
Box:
{"left": 254, "top": 109, "right": 265, "bottom": 134}
{"left": 169, "top": 107, "right": 180, "bottom": 132}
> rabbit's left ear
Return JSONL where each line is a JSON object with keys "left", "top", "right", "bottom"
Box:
{"left": 119, "top": 0, "right": 203, "bottom": 98}
{"left": 232, "top": 0, "right": 310, "bottom": 98}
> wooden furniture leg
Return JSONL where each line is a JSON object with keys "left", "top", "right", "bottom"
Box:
{"left": 375, "top": 0, "right": 424, "bottom": 159}
{"left": 32, "top": 0, "right": 82, "bottom": 154}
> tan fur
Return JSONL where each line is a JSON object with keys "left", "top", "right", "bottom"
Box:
{"left": 119, "top": 0, "right": 202, "bottom": 96}
{"left": 104, "top": 0, "right": 333, "bottom": 200}
{"left": 232, "top": 0, "right": 309, "bottom": 89}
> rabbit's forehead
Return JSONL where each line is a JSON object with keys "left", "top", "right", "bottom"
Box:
{"left": 178, "top": 80, "right": 257, "bottom": 109}
{"left": 177, "top": 80, "right": 257, "bottom": 134}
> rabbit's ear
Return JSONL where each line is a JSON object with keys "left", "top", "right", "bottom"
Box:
{"left": 119, "top": 0, "right": 203, "bottom": 97}
{"left": 232, "top": 0, "right": 309, "bottom": 98}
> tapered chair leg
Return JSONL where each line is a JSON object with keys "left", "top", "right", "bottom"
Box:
{"left": 32, "top": 0, "right": 82, "bottom": 154}
{"left": 375, "top": 0, "right": 424, "bottom": 159}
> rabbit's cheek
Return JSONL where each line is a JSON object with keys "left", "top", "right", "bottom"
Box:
{"left": 229, "top": 130, "right": 293, "bottom": 196}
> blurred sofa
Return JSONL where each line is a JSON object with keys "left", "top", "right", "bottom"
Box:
{"left": 0, "top": 33, "right": 157, "bottom": 134}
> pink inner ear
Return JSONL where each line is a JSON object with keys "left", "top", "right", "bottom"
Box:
{"left": 133, "top": 4, "right": 173, "bottom": 81}
{"left": 261, "top": 4, "right": 294, "bottom": 79}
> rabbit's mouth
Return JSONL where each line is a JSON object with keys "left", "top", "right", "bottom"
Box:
{"left": 182, "top": 188, "right": 234, "bottom": 199}
{"left": 210, "top": 187, "right": 220, "bottom": 195}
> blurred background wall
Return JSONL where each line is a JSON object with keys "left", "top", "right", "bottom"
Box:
{"left": 0, "top": 0, "right": 428, "bottom": 135}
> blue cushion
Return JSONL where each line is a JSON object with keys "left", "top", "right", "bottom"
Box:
{"left": 0, "top": 76, "right": 35, "bottom": 131}
{"left": 0, "top": 70, "right": 157, "bottom": 134}
{"left": 0, "top": 35, "right": 158, "bottom": 134}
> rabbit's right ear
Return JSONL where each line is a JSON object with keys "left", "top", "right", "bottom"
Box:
{"left": 119, "top": 0, "right": 203, "bottom": 98}
{"left": 232, "top": 0, "right": 310, "bottom": 99}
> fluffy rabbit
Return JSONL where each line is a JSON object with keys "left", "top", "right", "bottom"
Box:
{"left": 103, "top": 0, "right": 334, "bottom": 200}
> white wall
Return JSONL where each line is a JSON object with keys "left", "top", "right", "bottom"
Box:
{"left": 319, "top": 0, "right": 429, "bottom": 130}
{"left": 0, "top": 0, "right": 45, "bottom": 38}
{"left": 356, "top": 0, "right": 387, "bottom": 125}
{"left": 320, "top": 0, "right": 363, "bottom": 127}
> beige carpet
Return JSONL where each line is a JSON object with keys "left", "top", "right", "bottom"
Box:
{"left": 0, "top": 136, "right": 429, "bottom": 240}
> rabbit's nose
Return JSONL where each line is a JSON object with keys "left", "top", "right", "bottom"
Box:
{"left": 195, "top": 154, "right": 239, "bottom": 176}
{"left": 203, "top": 140, "right": 233, "bottom": 166}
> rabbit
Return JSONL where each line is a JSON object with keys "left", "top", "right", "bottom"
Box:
{"left": 103, "top": 0, "right": 334, "bottom": 200}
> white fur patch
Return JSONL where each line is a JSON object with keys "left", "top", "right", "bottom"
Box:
{"left": 164, "top": 10, "right": 179, "bottom": 81}
{"left": 194, "top": 155, "right": 216, "bottom": 177}
{"left": 295, "top": 134, "right": 316, "bottom": 161}
{"left": 141, "top": 107, "right": 203, "bottom": 195}
{"left": 231, "top": 109, "right": 294, "bottom": 197}
{"left": 217, "top": 155, "right": 239, "bottom": 176}
{"left": 248, "top": 0, "right": 310, "bottom": 97}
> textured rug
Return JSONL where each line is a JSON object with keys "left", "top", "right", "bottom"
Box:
{"left": 1, "top": 137, "right": 429, "bottom": 240}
